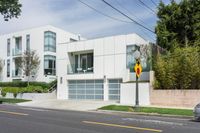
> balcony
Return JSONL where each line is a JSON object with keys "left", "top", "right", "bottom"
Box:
{"left": 67, "top": 64, "right": 93, "bottom": 74}
{"left": 12, "top": 48, "right": 22, "bottom": 56}
{"left": 12, "top": 69, "right": 22, "bottom": 78}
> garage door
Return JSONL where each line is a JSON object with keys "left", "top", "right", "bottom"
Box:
{"left": 68, "top": 80, "right": 104, "bottom": 100}
{"left": 108, "top": 79, "right": 122, "bottom": 101}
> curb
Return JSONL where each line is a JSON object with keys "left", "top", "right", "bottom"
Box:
{"left": 96, "top": 109, "right": 194, "bottom": 119}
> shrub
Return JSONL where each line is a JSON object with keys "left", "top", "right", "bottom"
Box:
{"left": 154, "top": 47, "right": 200, "bottom": 89}
{"left": 1, "top": 91, "right": 6, "bottom": 97}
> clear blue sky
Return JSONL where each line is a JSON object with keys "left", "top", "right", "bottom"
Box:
{"left": 0, "top": 0, "right": 180, "bottom": 42}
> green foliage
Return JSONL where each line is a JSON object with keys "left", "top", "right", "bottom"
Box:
{"left": 0, "top": 81, "right": 27, "bottom": 87}
{"left": 2, "top": 85, "right": 47, "bottom": 94}
{"left": 154, "top": 47, "right": 200, "bottom": 89}
{"left": 0, "top": 0, "right": 22, "bottom": 21}
{"left": 0, "top": 80, "right": 57, "bottom": 94}
{"left": 0, "top": 80, "right": 57, "bottom": 89}
{"left": 156, "top": 0, "right": 200, "bottom": 51}
{"left": 1, "top": 91, "right": 6, "bottom": 97}
{"left": 0, "top": 98, "right": 30, "bottom": 103}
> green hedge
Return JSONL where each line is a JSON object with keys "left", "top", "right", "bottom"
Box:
{"left": 154, "top": 47, "right": 200, "bottom": 89}
{"left": 0, "top": 80, "right": 57, "bottom": 89}
{"left": 1, "top": 85, "right": 48, "bottom": 95}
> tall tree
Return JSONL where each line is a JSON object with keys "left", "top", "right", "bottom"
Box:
{"left": 156, "top": 0, "right": 200, "bottom": 51}
{"left": 15, "top": 50, "right": 40, "bottom": 85}
{"left": 0, "top": 0, "right": 22, "bottom": 21}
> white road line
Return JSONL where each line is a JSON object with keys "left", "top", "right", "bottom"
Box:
{"left": 122, "top": 118, "right": 184, "bottom": 126}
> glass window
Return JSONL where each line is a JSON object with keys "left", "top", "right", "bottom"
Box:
{"left": 7, "top": 39, "right": 10, "bottom": 56}
{"left": 44, "top": 55, "right": 56, "bottom": 75}
{"left": 7, "top": 59, "right": 10, "bottom": 77}
{"left": 26, "top": 34, "right": 30, "bottom": 51}
{"left": 44, "top": 31, "right": 56, "bottom": 52}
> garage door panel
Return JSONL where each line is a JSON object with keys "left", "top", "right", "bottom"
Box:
{"left": 68, "top": 80, "right": 103, "bottom": 100}
{"left": 108, "top": 79, "right": 122, "bottom": 101}
{"left": 86, "top": 95, "right": 94, "bottom": 99}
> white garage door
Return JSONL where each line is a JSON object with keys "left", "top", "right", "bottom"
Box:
{"left": 68, "top": 80, "right": 104, "bottom": 100}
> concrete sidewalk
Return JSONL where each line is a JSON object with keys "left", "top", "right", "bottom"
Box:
{"left": 17, "top": 99, "right": 118, "bottom": 111}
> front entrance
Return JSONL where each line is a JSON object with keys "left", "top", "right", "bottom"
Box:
{"left": 68, "top": 80, "right": 104, "bottom": 100}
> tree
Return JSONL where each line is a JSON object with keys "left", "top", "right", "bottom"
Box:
{"left": 15, "top": 50, "right": 40, "bottom": 86}
{"left": 0, "top": 0, "right": 22, "bottom": 21}
{"left": 154, "top": 47, "right": 200, "bottom": 89}
{"left": 156, "top": 0, "right": 200, "bottom": 51}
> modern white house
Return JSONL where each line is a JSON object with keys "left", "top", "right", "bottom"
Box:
{"left": 0, "top": 25, "right": 82, "bottom": 82}
{"left": 57, "top": 33, "right": 154, "bottom": 105}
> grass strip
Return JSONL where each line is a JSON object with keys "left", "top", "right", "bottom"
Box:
{"left": 99, "top": 105, "right": 193, "bottom": 116}
{"left": 0, "top": 98, "right": 31, "bottom": 104}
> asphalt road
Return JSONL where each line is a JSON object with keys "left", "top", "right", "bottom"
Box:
{"left": 0, "top": 104, "right": 199, "bottom": 133}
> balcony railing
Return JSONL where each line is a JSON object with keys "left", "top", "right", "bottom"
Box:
{"left": 67, "top": 64, "right": 93, "bottom": 74}
{"left": 12, "top": 69, "right": 22, "bottom": 77}
{"left": 12, "top": 48, "right": 22, "bottom": 56}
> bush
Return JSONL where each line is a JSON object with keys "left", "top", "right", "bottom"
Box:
{"left": 0, "top": 82, "right": 27, "bottom": 87}
{"left": 0, "top": 80, "right": 57, "bottom": 89}
{"left": 1, "top": 91, "right": 6, "bottom": 97}
{"left": 154, "top": 47, "right": 200, "bottom": 89}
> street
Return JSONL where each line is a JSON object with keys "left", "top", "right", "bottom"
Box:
{"left": 0, "top": 104, "right": 199, "bottom": 133}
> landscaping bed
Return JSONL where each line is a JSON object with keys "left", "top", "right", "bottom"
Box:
{"left": 99, "top": 105, "right": 193, "bottom": 116}
{"left": 0, "top": 80, "right": 57, "bottom": 98}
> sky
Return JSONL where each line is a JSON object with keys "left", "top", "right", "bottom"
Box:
{"left": 0, "top": 0, "right": 177, "bottom": 42}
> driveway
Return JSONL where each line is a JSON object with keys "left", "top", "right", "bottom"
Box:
{"left": 17, "top": 99, "right": 118, "bottom": 111}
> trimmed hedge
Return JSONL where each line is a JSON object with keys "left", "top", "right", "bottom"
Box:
{"left": 1, "top": 86, "right": 48, "bottom": 95}
{"left": 0, "top": 80, "right": 57, "bottom": 89}
{"left": 0, "top": 80, "right": 57, "bottom": 96}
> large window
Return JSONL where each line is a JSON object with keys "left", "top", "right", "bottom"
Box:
{"left": 75, "top": 53, "right": 93, "bottom": 73}
{"left": 26, "top": 34, "right": 30, "bottom": 51}
{"left": 7, "top": 39, "right": 10, "bottom": 56}
{"left": 44, "top": 31, "right": 56, "bottom": 52}
{"left": 44, "top": 55, "right": 56, "bottom": 75}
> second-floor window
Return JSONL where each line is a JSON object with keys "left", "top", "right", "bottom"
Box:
{"left": 7, "top": 39, "right": 10, "bottom": 56}
{"left": 7, "top": 59, "right": 10, "bottom": 77}
{"left": 26, "top": 34, "right": 30, "bottom": 51}
{"left": 44, "top": 31, "right": 56, "bottom": 52}
{"left": 44, "top": 55, "right": 56, "bottom": 75}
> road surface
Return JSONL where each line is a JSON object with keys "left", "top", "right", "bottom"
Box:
{"left": 0, "top": 104, "right": 199, "bottom": 133}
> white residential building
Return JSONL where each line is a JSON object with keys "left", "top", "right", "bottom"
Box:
{"left": 0, "top": 25, "right": 82, "bottom": 82}
{"left": 57, "top": 34, "right": 153, "bottom": 105}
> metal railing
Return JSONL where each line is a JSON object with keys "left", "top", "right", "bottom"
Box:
{"left": 12, "top": 48, "right": 22, "bottom": 56}
{"left": 67, "top": 64, "right": 93, "bottom": 74}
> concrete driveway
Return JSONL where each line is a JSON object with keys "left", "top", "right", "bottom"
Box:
{"left": 17, "top": 99, "right": 118, "bottom": 111}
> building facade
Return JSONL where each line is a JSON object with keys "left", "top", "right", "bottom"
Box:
{"left": 0, "top": 25, "right": 82, "bottom": 82}
{"left": 57, "top": 33, "right": 152, "bottom": 104}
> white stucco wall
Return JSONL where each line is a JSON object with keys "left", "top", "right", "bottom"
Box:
{"left": 1, "top": 91, "right": 56, "bottom": 101}
{"left": 120, "top": 82, "right": 150, "bottom": 106}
